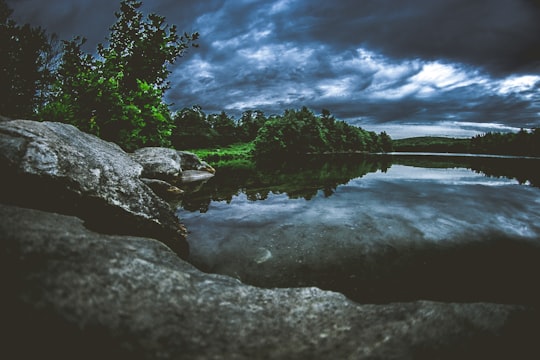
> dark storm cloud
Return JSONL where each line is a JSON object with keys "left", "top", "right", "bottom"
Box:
{"left": 6, "top": 0, "right": 540, "bottom": 137}
{"left": 272, "top": 0, "right": 540, "bottom": 74}
{"left": 7, "top": 0, "right": 117, "bottom": 48}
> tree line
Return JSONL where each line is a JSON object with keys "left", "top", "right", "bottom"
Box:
{"left": 470, "top": 129, "right": 540, "bottom": 156}
{"left": 251, "top": 107, "right": 392, "bottom": 157}
{"left": 172, "top": 106, "right": 393, "bottom": 155}
{"left": 393, "top": 129, "right": 540, "bottom": 157}
{"left": 1, "top": 0, "right": 391, "bottom": 156}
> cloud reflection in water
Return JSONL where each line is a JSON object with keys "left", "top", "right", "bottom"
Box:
{"left": 177, "top": 156, "right": 540, "bottom": 304}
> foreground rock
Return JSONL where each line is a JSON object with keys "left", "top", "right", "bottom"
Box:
{"left": 1, "top": 203, "right": 537, "bottom": 360}
{"left": 0, "top": 120, "right": 188, "bottom": 256}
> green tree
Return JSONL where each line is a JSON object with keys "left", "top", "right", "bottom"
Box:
{"left": 378, "top": 131, "right": 393, "bottom": 152}
{"left": 252, "top": 115, "right": 288, "bottom": 158}
{"left": 1, "top": 0, "right": 55, "bottom": 118}
{"left": 97, "top": 0, "right": 197, "bottom": 93}
{"left": 171, "top": 105, "right": 216, "bottom": 148}
{"left": 39, "top": 0, "right": 198, "bottom": 150}
{"left": 39, "top": 37, "right": 98, "bottom": 131}
{"left": 208, "top": 111, "right": 237, "bottom": 146}
{"left": 238, "top": 110, "right": 266, "bottom": 141}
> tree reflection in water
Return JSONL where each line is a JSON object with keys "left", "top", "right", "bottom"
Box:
{"left": 179, "top": 154, "right": 540, "bottom": 213}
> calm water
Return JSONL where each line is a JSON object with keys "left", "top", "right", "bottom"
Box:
{"left": 176, "top": 154, "right": 540, "bottom": 305}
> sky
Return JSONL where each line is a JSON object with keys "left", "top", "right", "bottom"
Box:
{"left": 7, "top": 0, "right": 540, "bottom": 138}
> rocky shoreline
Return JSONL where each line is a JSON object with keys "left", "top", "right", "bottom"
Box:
{"left": 1, "top": 119, "right": 537, "bottom": 359}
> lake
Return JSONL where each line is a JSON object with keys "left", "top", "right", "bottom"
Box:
{"left": 176, "top": 154, "right": 540, "bottom": 305}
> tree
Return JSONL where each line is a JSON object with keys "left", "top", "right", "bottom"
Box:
{"left": 97, "top": 0, "right": 198, "bottom": 94}
{"left": 379, "top": 131, "right": 393, "bottom": 152}
{"left": 208, "top": 111, "right": 237, "bottom": 146}
{"left": 252, "top": 115, "right": 288, "bottom": 158}
{"left": 39, "top": 0, "right": 198, "bottom": 151}
{"left": 171, "top": 105, "right": 216, "bottom": 148}
{"left": 39, "top": 37, "right": 97, "bottom": 130}
{"left": 238, "top": 110, "right": 266, "bottom": 141}
{"left": 1, "top": 0, "right": 55, "bottom": 118}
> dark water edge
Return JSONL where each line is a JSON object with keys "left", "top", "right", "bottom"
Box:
{"left": 177, "top": 154, "right": 540, "bottom": 306}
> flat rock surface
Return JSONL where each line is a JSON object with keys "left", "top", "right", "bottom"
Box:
{"left": 1, "top": 203, "right": 537, "bottom": 360}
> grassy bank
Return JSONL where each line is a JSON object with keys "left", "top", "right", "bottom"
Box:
{"left": 190, "top": 142, "right": 255, "bottom": 168}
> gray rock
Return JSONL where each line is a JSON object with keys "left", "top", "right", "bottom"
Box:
{"left": 131, "top": 147, "right": 182, "bottom": 181}
{"left": 140, "top": 178, "right": 184, "bottom": 198}
{"left": 130, "top": 148, "right": 215, "bottom": 189}
{"left": 181, "top": 169, "right": 216, "bottom": 183}
{"left": 177, "top": 150, "right": 215, "bottom": 175}
{"left": 1, "top": 203, "right": 536, "bottom": 360}
{"left": 0, "top": 120, "right": 188, "bottom": 257}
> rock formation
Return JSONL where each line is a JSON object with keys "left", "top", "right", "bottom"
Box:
{"left": 0, "top": 119, "right": 537, "bottom": 359}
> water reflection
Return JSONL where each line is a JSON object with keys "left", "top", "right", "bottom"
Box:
{"left": 180, "top": 154, "right": 540, "bottom": 212}
{"left": 177, "top": 154, "right": 540, "bottom": 305}
{"left": 180, "top": 154, "right": 391, "bottom": 212}
{"left": 392, "top": 154, "right": 540, "bottom": 187}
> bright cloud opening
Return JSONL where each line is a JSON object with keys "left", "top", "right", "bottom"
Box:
{"left": 498, "top": 75, "right": 540, "bottom": 94}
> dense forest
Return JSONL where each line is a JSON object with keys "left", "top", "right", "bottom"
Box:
{"left": 393, "top": 129, "right": 540, "bottom": 157}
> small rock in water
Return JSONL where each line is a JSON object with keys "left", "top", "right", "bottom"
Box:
{"left": 254, "top": 248, "right": 272, "bottom": 264}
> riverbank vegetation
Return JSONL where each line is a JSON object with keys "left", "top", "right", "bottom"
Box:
{"left": 252, "top": 108, "right": 392, "bottom": 158}
{"left": 188, "top": 107, "right": 393, "bottom": 166}
{"left": 190, "top": 142, "right": 255, "bottom": 169}
{"left": 393, "top": 129, "right": 540, "bottom": 157}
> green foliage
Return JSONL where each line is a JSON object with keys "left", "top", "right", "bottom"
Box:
{"left": 190, "top": 142, "right": 255, "bottom": 168}
{"left": 97, "top": 0, "right": 197, "bottom": 93}
{"left": 171, "top": 105, "right": 217, "bottom": 149}
{"left": 38, "top": 0, "right": 198, "bottom": 151}
{"left": 1, "top": 0, "right": 55, "bottom": 118}
{"left": 173, "top": 107, "right": 266, "bottom": 149}
{"left": 252, "top": 107, "right": 392, "bottom": 159}
{"left": 238, "top": 110, "right": 267, "bottom": 141}
{"left": 208, "top": 111, "right": 238, "bottom": 146}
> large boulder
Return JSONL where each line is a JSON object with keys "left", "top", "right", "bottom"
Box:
{"left": 0, "top": 120, "right": 188, "bottom": 257}
{"left": 1, "top": 203, "right": 536, "bottom": 360}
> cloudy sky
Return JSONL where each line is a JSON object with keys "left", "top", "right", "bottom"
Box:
{"left": 7, "top": 0, "right": 540, "bottom": 138}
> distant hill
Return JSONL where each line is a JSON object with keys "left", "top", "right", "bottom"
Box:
{"left": 392, "top": 137, "right": 470, "bottom": 153}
